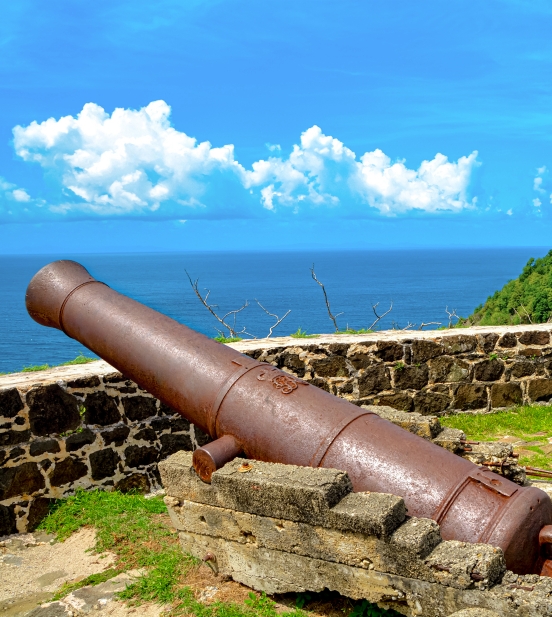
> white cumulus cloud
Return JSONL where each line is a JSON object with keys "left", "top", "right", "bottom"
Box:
{"left": 11, "top": 101, "right": 480, "bottom": 220}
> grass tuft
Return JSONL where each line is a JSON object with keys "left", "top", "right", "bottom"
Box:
{"left": 51, "top": 568, "right": 120, "bottom": 601}
{"left": 214, "top": 336, "right": 244, "bottom": 343}
{"left": 290, "top": 328, "right": 319, "bottom": 339}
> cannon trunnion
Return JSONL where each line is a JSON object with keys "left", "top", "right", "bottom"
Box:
{"left": 26, "top": 260, "right": 552, "bottom": 576}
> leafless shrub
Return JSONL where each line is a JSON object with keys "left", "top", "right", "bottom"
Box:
{"left": 310, "top": 264, "right": 343, "bottom": 332}
{"left": 255, "top": 300, "right": 291, "bottom": 338}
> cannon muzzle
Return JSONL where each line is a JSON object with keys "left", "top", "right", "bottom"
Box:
{"left": 26, "top": 260, "right": 552, "bottom": 576}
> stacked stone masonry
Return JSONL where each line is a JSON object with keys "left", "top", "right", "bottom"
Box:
{"left": 160, "top": 452, "right": 552, "bottom": 617}
{"left": 231, "top": 324, "right": 552, "bottom": 413}
{"left": 0, "top": 361, "right": 209, "bottom": 536}
{"left": 2, "top": 324, "right": 552, "bottom": 535}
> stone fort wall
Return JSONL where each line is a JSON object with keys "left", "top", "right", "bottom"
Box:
{"left": 2, "top": 324, "right": 552, "bottom": 535}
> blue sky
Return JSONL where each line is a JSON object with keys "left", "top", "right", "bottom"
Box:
{"left": 2, "top": 0, "right": 552, "bottom": 253}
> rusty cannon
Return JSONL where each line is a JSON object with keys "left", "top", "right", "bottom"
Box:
{"left": 26, "top": 260, "right": 552, "bottom": 577}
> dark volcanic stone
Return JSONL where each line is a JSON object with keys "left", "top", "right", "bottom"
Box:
{"left": 67, "top": 375, "right": 100, "bottom": 389}
{"left": 27, "top": 497, "right": 53, "bottom": 530}
{"left": 509, "top": 362, "right": 536, "bottom": 379}
{"left": 429, "top": 356, "right": 470, "bottom": 383}
{"left": 0, "top": 388, "right": 24, "bottom": 419}
{"left": 150, "top": 416, "right": 172, "bottom": 432}
{"left": 0, "top": 429, "right": 31, "bottom": 447}
{"left": 358, "top": 364, "right": 391, "bottom": 397}
{"left": 115, "top": 473, "right": 150, "bottom": 493}
{"left": 27, "top": 384, "right": 80, "bottom": 436}
{"left": 527, "top": 379, "right": 552, "bottom": 403}
{"left": 30, "top": 439, "right": 61, "bottom": 456}
{"left": 375, "top": 342, "right": 403, "bottom": 362}
{"left": 310, "top": 355, "right": 349, "bottom": 378}
{"left": 65, "top": 429, "right": 96, "bottom": 452}
{"left": 491, "top": 383, "right": 523, "bottom": 408}
{"left": 473, "top": 359, "right": 504, "bottom": 382}
{"left": 0, "top": 449, "right": 6, "bottom": 465}
{"left": 101, "top": 425, "right": 130, "bottom": 447}
{"left": 498, "top": 333, "right": 517, "bottom": 348}
{"left": 454, "top": 384, "right": 488, "bottom": 410}
{"left": 124, "top": 445, "right": 159, "bottom": 467}
{"left": 412, "top": 391, "right": 450, "bottom": 415}
{"left": 14, "top": 417, "right": 25, "bottom": 426}
{"left": 411, "top": 340, "right": 443, "bottom": 363}
{"left": 160, "top": 433, "right": 193, "bottom": 458}
{"left": 103, "top": 372, "right": 124, "bottom": 383}
{"left": 347, "top": 352, "right": 372, "bottom": 370}
{"left": 49, "top": 457, "right": 88, "bottom": 486}
{"left": 8, "top": 447, "right": 25, "bottom": 460}
{"left": 159, "top": 403, "right": 178, "bottom": 416}
{"left": 278, "top": 352, "right": 306, "bottom": 377}
{"left": 441, "top": 335, "right": 477, "bottom": 354}
{"left": 376, "top": 392, "right": 413, "bottom": 412}
{"left": 134, "top": 427, "right": 157, "bottom": 442}
{"left": 0, "top": 503, "right": 16, "bottom": 536}
{"left": 122, "top": 396, "right": 157, "bottom": 421}
{"left": 393, "top": 365, "right": 429, "bottom": 390}
{"left": 84, "top": 391, "right": 121, "bottom": 426}
{"left": 0, "top": 462, "right": 45, "bottom": 500}
{"left": 518, "top": 331, "right": 550, "bottom": 346}
{"left": 90, "top": 448, "right": 120, "bottom": 480}
{"left": 477, "top": 333, "right": 499, "bottom": 353}
{"left": 194, "top": 426, "right": 212, "bottom": 447}
{"left": 170, "top": 418, "right": 190, "bottom": 433}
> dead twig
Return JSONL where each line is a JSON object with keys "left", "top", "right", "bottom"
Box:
{"left": 368, "top": 301, "right": 393, "bottom": 330}
{"left": 255, "top": 300, "right": 291, "bottom": 338}
{"left": 419, "top": 322, "right": 442, "bottom": 330}
{"left": 445, "top": 306, "right": 460, "bottom": 328}
{"left": 186, "top": 270, "right": 250, "bottom": 338}
{"left": 310, "top": 264, "right": 343, "bottom": 332}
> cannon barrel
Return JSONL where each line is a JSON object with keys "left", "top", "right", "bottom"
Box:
{"left": 26, "top": 260, "right": 552, "bottom": 576}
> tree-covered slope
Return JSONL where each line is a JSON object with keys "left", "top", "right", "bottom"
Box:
{"left": 468, "top": 250, "right": 552, "bottom": 326}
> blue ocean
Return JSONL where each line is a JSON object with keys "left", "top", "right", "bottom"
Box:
{"left": 1, "top": 248, "right": 548, "bottom": 374}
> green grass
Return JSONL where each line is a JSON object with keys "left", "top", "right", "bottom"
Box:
{"left": 289, "top": 328, "right": 319, "bottom": 339}
{"left": 440, "top": 405, "right": 552, "bottom": 474}
{"left": 38, "top": 490, "right": 399, "bottom": 617}
{"left": 2, "top": 353, "right": 98, "bottom": 375}
{"left": 335, "top": 328, "right": 375, "bottom": 335}
{"left": 214, "top": 336, "right": 244, "bottom": 343}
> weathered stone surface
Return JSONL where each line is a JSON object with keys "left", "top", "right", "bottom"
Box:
{"left": 425, "top": 541, "right": 506, "bottom": 589}
{"left": 390, "top": 517, "right": 441, "bottom": 559}
{"left": 454, "top": 384, "right": 488, "bottom": 410}
{"left": 160, "top": 433, "right": 193, "bottom": 457}
{"left": 0, "top": 462, "right": 45, "bottom": 499}
{"left": 66, "top": 375, "right": 100, "bottom": 389}
{"left": 432, "top": 427, "right": 466, "bottom": 453}
{"left": 364, "top": 405, "right": 441, "bottom": 439}
{"left": 29, "top": 439, "right": 61, "bottom": 456}
{"left": 509, "top": 361, "right": 536, "bottom": 378}
{"left": 134, "top": 427, "right": 157, "bottom": 442}
{"left": 0, "top": 387, "right": 24, "bottom": 418}
{"left": 311, "top": 355, "right": 349, "bottom": 378}
{"left": 194, "top": 426, "right": 212, "bottom": 447}
{"left": 413, "top": 391, "right": 451, "bottom": 415}
{"left": 65, "top": 429, "right": 96, "bottom": 452}
{"left": 358, "top": 365, "right": 391, "bottom": 396}
{"left": 212, "top": 458, "right": 353, "bottom": 526}
{"left": 84, "top": 391, "right": 121, "bottom": 425}
{"left": 27, "top": 497, "right": 53, "bottom": 530}
{"left": 498, "top": 333, "right": 518, "bottom": 348}
{"left": 476, "top": 333, "right": 499, "bottom": 353}
{"left": 124, "top": 444, "right": 158, "bottom": 467}
{"left": 278, "top": 351, "right": 306, "bottom": 377}
{"left": 518, "top": 330, "right": 550, "bottom": 346}
{"left": 448, "top": 610, "right": 501, "bottom": 617}
{"left": 393, "top": 365, "right": 429, "bottom": 390}
{"left": 491, "top": 383, "right": 522, "bottom": 408}
{"left": 122, "top": 395, "right": 157, "bottom": 421}
{"left": 429, "top": 357, "right": 470, "bottom": 383}
{"left": 0, "top": 502, "right": 16, "bottom": 536}
{"left": 100, "top": 424, "right": 130, "bottom": 446}
{"left": 0, "top": 428, "right": 31, "bottom": 446}
{"left": 27, "top": 384, "right": 80, "bottom": 436}
{"left": 442, "top": 335, "right": 477, "bottom": 355}
{"left": 473, "top": 359, "right": 504, "bottom": 382}
{"left": 375, "top": 341, "right": 404, "bottom": 362}
{"left": 411, "top": 340, "right": 443, "bottom": 363}
{"left": 115, "top": 472, "right": 150, "bottom": 493}
{"left": 170, "top": 418, "right": 191, "bottom": 433}
{"left": 89, "top": 448, "right": 120, "bottom": 480}
{"left": 49, "top": 457, "right": 88, "bottom": 486}
{"left": 527, "top": 379, "right": 552, "bottom": 402}
{"left": 374, "top": 392, "right": 413, "bottom": 412}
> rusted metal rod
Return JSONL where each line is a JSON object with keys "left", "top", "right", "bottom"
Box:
{"left": 25, "top": 260, "right": 552, "bottom": 576}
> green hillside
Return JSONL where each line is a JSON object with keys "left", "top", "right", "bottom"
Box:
{"left": 468, "top": 250, "right": 552, "bottom": 326}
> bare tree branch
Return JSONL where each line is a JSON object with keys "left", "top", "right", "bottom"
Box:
{"left": 445, "top": 306, "right": 460, "bottom": 328}
{"left": 520, "top": 304, "right": 534, "bottom": 324}
{"left": 368, "top": 301, "right": 393, "bottom": 330}
{"left": 255, "top": 300, "right": 291, "bottom": 338}
{"left": 186, "top": 270, "right": 250, "bottom": 338}
{"left": 419, "top": 322, "right": 442, "bottom": 330}
{"left": 401, "top": 321, "right": 415, "bottom": 331}
{"left": 310, "top": 264, "right": 342, "bottom": 332}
